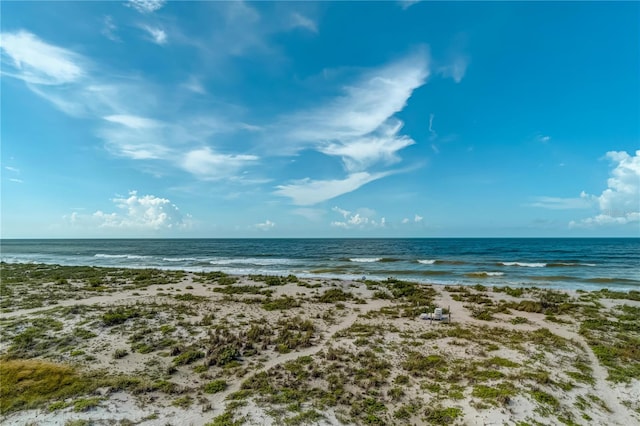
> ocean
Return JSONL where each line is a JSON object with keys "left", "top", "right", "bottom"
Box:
{"left": 1, "top": 238, "right": 639, "bottom": 291}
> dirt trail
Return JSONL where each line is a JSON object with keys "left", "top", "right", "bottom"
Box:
{"left": 212, "top": 301, "right": 387, "bottom": 406}
{"left": 440, "top": 288, "right": 638, "bottom": 424}
{"left": 542, "top": 321, "right": 637, "bottom": 425}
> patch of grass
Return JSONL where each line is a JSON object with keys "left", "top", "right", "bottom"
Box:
{"left": 487, "top": 356, "right": 519, "bottom": 368}
{"left": 206, "top": 411, "right": 243, "bottom": 426}
{"left": 531, "top": 389, "right": 559, "bottom": 407}
{"left": 203, "top": 379, "right": 228, "bottom": 394}
{"left": 174, "top": 293, "right": 207, "bottom": 302}
{"left": 471, "top": 383, "right": 515, "bottom": 406}
{"left": 172, "top": 395, "right": 193, "bottom": 408}
{"left": 285, "top": 409, "right": 324, "bottom": 425}
{"left": 173, "top": 350, "right": 204, "bottom": 366}
{"left": 402, "top": 352, "right": 446, "bottom": 375}
{"left": 317, "top": 288, "right": 352, "bottom": 303}
{"left": 102, "top": 306, "right": 140, "bottom": 326}
{"left": 73, "top": 396, "right": 102, "bottom": 412}
{"left": 424, "top": 406, "right": 462, "bottom": 425}
{"left": 262, "top": 296, "right": 301, "bottom": 311}
{"left": 0, "top": 360, "right": 99, "bottom": 414}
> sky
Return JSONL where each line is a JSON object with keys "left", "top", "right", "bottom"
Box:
{"left": 1, "top": 0, "right": 639, "bottom": 238}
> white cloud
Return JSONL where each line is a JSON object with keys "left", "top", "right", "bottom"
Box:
{"left": 330, "top": 206, "right": 386, "bottom": 229}
{"left": 319, "top": 120, "right": 415, "bottom": 172}
{"left": 290, "top": 12, "right": 318, "bottom": 33}
{"left": 332, "top": 206, "right": 351, "bottom": 219}
{"left": 127, "top": 0, "right": 166, "bottom": 14}
{"left": 438, "top": 55, "right": 469, "bottom": 83}
{"left": 402, "top": 218, "right": 409, "bottom": 224}
{"left": 104, "top": 114, "right": 162, "bottom": 129}
{"left": 5, "top": 166, "right": 20, "bottom": 173}
{"left": 2, "top": 31, "right": 256, "bottom": 182}
{"left": 428, "top": 113, "right": 437, "bottom": 140}
{"left": 286, "top": 50, "right": 429, "bottom": 143}
{"left": 530, "top": 193, "right": 594, "bottom": 210}
{"left": 9, "top": 178, "right": 23, "bottom": 184}
{"left": 399, "top": 0, "right": 422, "bottom": 10}
{"left": 181, "top": 76, "right": 206, "bottom": 94}
{"left": 102, "top": 16, "right": 119, "bottom": 41}
{"left": 414, "top": 214, "right": 423, "bottom": 222}
{"left": 71, "top": 191, "right": 187, "bottom": 231}
{"left": 0, "top": 31, "right": 84, "bottom": 85}
{"left": 538, "top": 135, "right": 551, "bottom": 143}
{"left": 255, "top": 219, "right": 275, "bottom": 231}
{"left": 100, "top": 114, "right": 170, "bottom": 160}
{"left": 141, "top": 25, "right": 168, "bottom": 45}
{"left": 275, "top": 171, "right": 389, "bottom": 206}
{"left": 569, "top": 150, "right": 640, "bottom": 227}
{"left": 181, "top": 147, "right": 259, "bottom": 181}
{"left": 278, "top": 50, "right": 428, "bottom": 193}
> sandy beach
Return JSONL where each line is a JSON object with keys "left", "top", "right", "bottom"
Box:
{"left": 1, "top": 263, "right": 639, "bottom": 425}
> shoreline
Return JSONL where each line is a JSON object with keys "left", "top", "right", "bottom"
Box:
{"left": 2, "top": 258, "right": 639, "bottom": 294}
{"left": 1, "top": 263, "right": 639, "bottom": 425}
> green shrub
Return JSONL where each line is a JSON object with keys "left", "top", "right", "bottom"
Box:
{"left": 173, "top": 350, "right": 204, "bottom": 365}
{"left": 113, "top": 349, "right": 128, "bottom": 359}
{"left": 203, "top": 379, "right": 228, "bottom": 394}
{"left": 102, "top": 307, "right": 139, "bottom": 326}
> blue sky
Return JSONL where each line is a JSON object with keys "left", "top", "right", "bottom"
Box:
{"left": 1, "top": 0, "right": 638, "bottom": 238}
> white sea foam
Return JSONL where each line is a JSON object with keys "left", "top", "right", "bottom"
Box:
{"left": 209, "top": 258, "right": 293, "bottom": 266}
{"left": 549, "top": 262, "right": 596, "bottom": 267}
{"left": 418, "top": 259, "right": 436, "bottom": 264}
{"left": 94, "top": 254, "right": 150, "bottom": 260}
{"left": 162, "top": 257, "right": 197, "bottom": 262}
{"left": 349, "top": 258, "right": 382, "bottom": 263}
{"left": 467, "top": 271, "right": 505, "bottom": 277}
{"left": 500, "top": 262, "right": 546, "bottom": 268}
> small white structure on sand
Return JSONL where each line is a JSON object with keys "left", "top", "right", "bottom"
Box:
{"left": 420, "top": 306, "right": 450, "bottom": 323}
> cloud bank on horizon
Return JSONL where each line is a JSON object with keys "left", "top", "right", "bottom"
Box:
{"left": 1, "top": 1, "right": 638, "bottom": 237}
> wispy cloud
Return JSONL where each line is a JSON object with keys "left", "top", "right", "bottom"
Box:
{"left": 102, "top": 16, "right": 119, "bottom": 42}
{"left": 438, "top": 54, "right": 469, "bottom": 83}
{"left": 181, "top": 147, "right": 259, "bottom": 181}
{"left": 181, "top": 76, "right": 206, "bottom": 94}
{"left": 0, "top": 31, "right": 84, "bottom": 85}
{"left": 9, "top": 178, "right": 24, "bottom": 184}
{"left": 141, "top": 24, "right": 168, "bottom": 45}
{"left": 398, "top": 0, "right": 423, "bottom": 10}
{"left": 318, "top": 120, "right": 416, "bottom": 172}
{"left": 428, "top": 113, "right": 437, "bottom": 140}
{"left": 569, "top": 150, "right": 640, "bottom": 227}
{"left": 5, "top": 166, "right": 20, "bottom": 173}
{"left": 530, "top": 193, "right": 593, "bottom": 210}
{"left": 274, "top": 50, "right": 429, "bottom": 202}
{"left": 284, "top": 50, "right": 429, "bottom": 145}
{"left": 275, "top": 171, "right": 390, "bottom": 206}
{"left": 1, "top": 30, "right": 257, "bottom": 183}
{"left": 537, "top": 134, "right": 551, "bottom": 143}
{"left": 290, "top": 12, "right": 318, "bottom": 33}
{"left": 127, "top": 0, "right": 166, "bottom": 14}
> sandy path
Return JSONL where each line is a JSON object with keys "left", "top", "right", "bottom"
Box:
{"left": 211, "top": 300, "right": 388, "bottom": 407}
{"left": 1, "top": 293, "right": 147, "bottom": 319}
{"left": 440, "top": 289, "right": 638, "bottom": 424}
{"left": 542, "top": 321, "right": 638, "bottom": 424}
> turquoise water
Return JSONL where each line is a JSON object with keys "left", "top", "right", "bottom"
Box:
{"left": 1, "top": 238, "right": 638, "bottom": 291}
